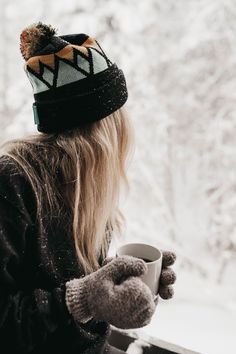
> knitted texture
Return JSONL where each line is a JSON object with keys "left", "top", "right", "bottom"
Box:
{"left": 65, "top": 256, "right": 156, "bottom": 329}
{"left": 65, "top": 278, "right": 93, "bottom": 323}
{"left": 102, "top": 251, "right": 177, "bottom": 301}
{"left": 19, "top": 22, "right": 128, "bottom": 133}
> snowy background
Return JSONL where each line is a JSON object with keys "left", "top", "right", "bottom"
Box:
{"left": 0, "top": 0, "right": 236, "bottom": 353}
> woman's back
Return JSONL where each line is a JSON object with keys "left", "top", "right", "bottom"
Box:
{"left": 0, "top": 154, "right": 111, "bottom": 353}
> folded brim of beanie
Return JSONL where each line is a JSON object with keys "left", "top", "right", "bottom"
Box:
{"left": 33, "top": 64, "right": 128, "bottom": 134}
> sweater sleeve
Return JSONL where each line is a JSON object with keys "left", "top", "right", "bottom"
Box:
{"left": 0, "top": 158, "right": 73, "bottom": 352}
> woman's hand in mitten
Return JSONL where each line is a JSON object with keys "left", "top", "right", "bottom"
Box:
{"left": 65, "top": 256, "right": 156, "bottom": 329}
{"left": 158, "top": 250, "right": 177, "bottom": 300}
{"left": 103, "top": 251, "right": 177, "bottom": 301}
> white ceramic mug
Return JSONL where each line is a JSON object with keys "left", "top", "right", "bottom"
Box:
{"left": 116, "top": 243, "right": 163, "bottom": 298}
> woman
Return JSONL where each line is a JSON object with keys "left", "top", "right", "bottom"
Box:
{"left": 0, "top": 22, "right": 176, "bottom": 354}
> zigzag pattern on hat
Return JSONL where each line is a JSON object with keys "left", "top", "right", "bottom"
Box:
{"left": 25, "top": 45, "right": 112, "bottom": 94}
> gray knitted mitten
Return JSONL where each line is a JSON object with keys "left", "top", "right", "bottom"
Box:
{"left": 65, "top": 255, "right": 156, "bottom": 329}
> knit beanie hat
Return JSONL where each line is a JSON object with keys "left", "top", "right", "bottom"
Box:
{"left": 20, "top": 22, "right": 128, "bottom": 134}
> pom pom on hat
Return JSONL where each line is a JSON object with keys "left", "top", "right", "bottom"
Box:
{"left": 20, "top": 22, "right": 57, "bottom": 60}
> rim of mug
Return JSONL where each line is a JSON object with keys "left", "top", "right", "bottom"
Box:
{"left": 116, "top": 242, "right": 162, "bottom": 264}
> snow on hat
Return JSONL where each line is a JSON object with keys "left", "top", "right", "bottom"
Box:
{"left": 20, "top": 22, "right": 128, "bottom": 133}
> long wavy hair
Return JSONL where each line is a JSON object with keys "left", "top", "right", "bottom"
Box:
{"left": 0, "top": 108, "right": 134, "bottom": 274}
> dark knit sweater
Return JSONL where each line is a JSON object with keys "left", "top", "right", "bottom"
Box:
{"left": 0, "top": 155, "right": 111, "bottom": 354}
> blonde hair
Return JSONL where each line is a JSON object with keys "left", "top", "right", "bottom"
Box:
{"left": 0, "top": 108, "right": 134, "bottom": 274}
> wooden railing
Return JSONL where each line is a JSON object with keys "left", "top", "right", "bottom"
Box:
{"left": 108, "top": 328, "right": 202, "bottom": 354}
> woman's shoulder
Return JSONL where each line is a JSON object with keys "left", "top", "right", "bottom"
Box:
{"left": 0, "top": 154, "right": 36, "bottom": 220}
{"left": 0, "top": 154, "right": 18, "bottom": 171}
{"left": 0, "top": 154, "right": 28, "bottom": 189}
